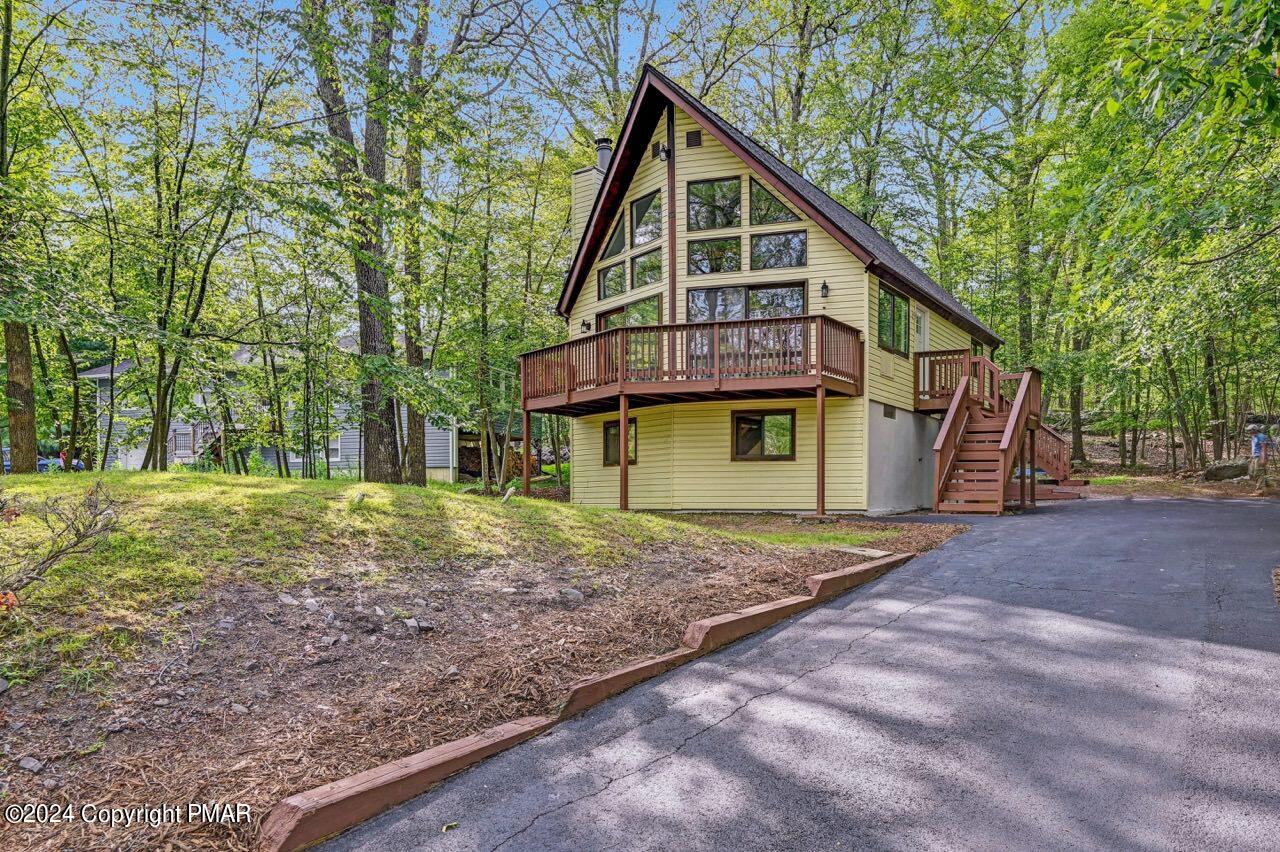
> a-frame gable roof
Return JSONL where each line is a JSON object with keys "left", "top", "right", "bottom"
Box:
{"left": 558, "top": 65, "right": 1002, "bottom": 348}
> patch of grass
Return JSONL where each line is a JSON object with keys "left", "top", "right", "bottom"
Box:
{"left": 715, "top": 527, "right": 890, "bottom": 549}
{"left": 1090, "top": 475, "right": 1135, "bottom": 485}
{"left": 0, "top": 471, "right": 736, "bottom": 685}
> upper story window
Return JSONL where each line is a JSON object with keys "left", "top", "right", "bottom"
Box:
{"left": 750, "top": 178, "right": 799, "bottom": 226}
{"left": 688, "top": 237, "right": 741, "bottom": 275}
{"left": 631, "top": 191, "right": 662, "bottom": 246}
{"left": 602, "top": 218, "right": 625, "bottom": 260}
{"left": 877, "top": 284, "right": 910, "bottom": 356}
{"left": 599, "top": 294, "right": 661, "bottom": 330}
{"left": 750, "top": 230, "right": 807, "bottom": 270}
{"left": 688, "top": 284, "right": 804, "bottom": 321}
{"left": 971, "top": 338, "right": 984, "bottom": 357}
{"left": 631, "top": 249, "right": 662, "bottom": 290}
{"left": 687, "top": 177, "right": 741, "bottom": 231}
{"left": 598, "top": 262, "right": 626, "bottom": 300}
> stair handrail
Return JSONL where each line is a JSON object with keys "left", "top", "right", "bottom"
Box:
{"left": 932, "top": 361, "right": 973, "bottom": 511}
{"left": 998, "top": 370, "right": 1040, "bottom": 505}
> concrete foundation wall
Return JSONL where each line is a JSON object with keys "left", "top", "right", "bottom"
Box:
{"left": 867, "top": 401, "right": 938, "bottom": 515}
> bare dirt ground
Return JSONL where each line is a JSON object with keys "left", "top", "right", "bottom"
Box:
{"left": 1073, "top": 433, "right": 1280, "bottom": 500}
{"left": 1, "top": 513, "right": 960, "bottom": 851}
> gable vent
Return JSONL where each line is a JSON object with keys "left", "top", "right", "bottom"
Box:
{"left": 685, "top": 130, "right": 702, "bottom": 148}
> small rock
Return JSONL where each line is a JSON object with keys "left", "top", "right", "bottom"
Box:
{"left": 339, "top": 634, "right": 349, "bottom": 644}
{"left": 325, "top": 611, "right": 337, "bottom": 626}
{"left": 41, "top": 778, "right": 59, "bottom": 790}
{"left": 498, "top": 587, "right": 517, "bottom": 595}
{"left": 0, "top": 677, "right": 9, "bottom": 694}
{"left": 443, "top": 665, "right": 460, "bottom": 679}
{"left": 278, "top": 593, "right": 299, "bottom": 606}
{"left": 18, "top": 756, "right": 44, "bottom": 773}
{"left": 559, "top": 588, "right": 585, "bottom": 604}
{"left": 153, "top": 697, "right": 170, "bottom": 706}
{"left": 217, "top": 617, "right": 236, "bottom": 630}
{"left": 429, "top": 601, "right": 443, "bottom": 611}
{"left": 254, "top": 689, "right": 268, "bottom": 699}
{"left": 243, "top": 660, "right": 260, "bottom": 671}
{"left": 414, "top": 598, "right": 427, "bottom": 607}
{"left": 230, "top": 703, "right": 250, "bottom": 715}
{"left": 304, "top": 599, "right": 320, "bottom": 612}
{"left": 319, "top": 636, "right": 338, "bottom": 648}
{"left": 373, "top": 606, "right": 386, "bottom": 616}
{"left": 403, "top": 618, "right": 420, "bottom": 634}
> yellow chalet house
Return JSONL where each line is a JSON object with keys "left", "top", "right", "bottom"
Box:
{"left": 519, "top": 66, "right": 1071, "bottom": 515}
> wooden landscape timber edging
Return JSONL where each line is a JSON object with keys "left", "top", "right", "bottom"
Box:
{"left": 258, "top": 552, "right": 914, "bottom": 852}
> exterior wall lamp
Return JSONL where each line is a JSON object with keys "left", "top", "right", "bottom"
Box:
{"left": 657, "top": 144, "right": 671, "bottom": 161}
{"left": 580, "top": 319, "right": 592, "bottom": 334}
{"left": 820, "top": 280, "right": 829, "bottom": 299}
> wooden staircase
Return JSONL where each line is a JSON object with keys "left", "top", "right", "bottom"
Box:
{"left": 920, "top": 351, "right": 1079, "bottom": 515}
{"left": 938, "top": 409, "right": 1011, "bottom": 513}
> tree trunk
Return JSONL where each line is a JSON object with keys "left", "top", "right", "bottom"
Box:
{"left": 4, "top": 322, "right": 37, "bottom": 473}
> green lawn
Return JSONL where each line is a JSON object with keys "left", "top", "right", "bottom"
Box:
{"left": 0, "top": 471, "right": 881, "bottom": 689}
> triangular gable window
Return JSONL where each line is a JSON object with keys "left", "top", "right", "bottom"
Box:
{"left": 750, "top": 177, "right": 800, "bottom": 226}
{"left": 602, "top": 217, "right": 625, "bottom": 259}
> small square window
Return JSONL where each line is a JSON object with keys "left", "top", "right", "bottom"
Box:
{"left": 631, "top": 249, "right": 662, "bottom": 290}
{"left": 598, "top": 262, "right": 626, "bottom": 300}
{"left": 750, "top": 230, "right": 807, "bottom": 270}
{"left": 732, "top": 411, "right": 796, "bottom": 461}
{"left": 687, "top": 237, "right": 741, "bottom": 275}
{"left": 603, "top": 418, "right": 637, "bottom": 466}
{"left": 687, "top": 177, "right": 741, "bottom": 231}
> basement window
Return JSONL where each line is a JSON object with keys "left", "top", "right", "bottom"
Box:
{"left": 732, "top": 410, "right": 796, "bottom": 461}
{"left": 603, "top": 418, "right": 637, "bottom": 466}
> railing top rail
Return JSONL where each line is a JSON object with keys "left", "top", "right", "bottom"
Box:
{"left": 518, "top": 314, "right": 864, "bottom": 360}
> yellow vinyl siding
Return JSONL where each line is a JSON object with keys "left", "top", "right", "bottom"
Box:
{"left": 569, "top": 123, "right": 669, "bottom": 333}
{"left": 572, "top": 398, "right": 865, "bottom": 511}
{"left": 866, "top": 277, "right": 971, "bottom": 411}
{"left": 570, "top": 407, "right": 673, "bottom": 509}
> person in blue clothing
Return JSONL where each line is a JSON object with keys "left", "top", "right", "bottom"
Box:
{"left": 1247, "top": 424, "right": 1273, "bottom": 480}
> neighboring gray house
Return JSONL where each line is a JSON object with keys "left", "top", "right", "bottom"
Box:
{"left": 79, "top": 361, "right": 458, "bottom": 482}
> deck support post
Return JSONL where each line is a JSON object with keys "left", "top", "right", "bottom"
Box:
{"left": 619, "top": 393, "right": 629, "bottom": 511}
{"left": 815, "top": 385, "right": 826, "bottom": 517}
{"left": 1029, "top": 428, "right": 1037, "bottom": 508}
{"left": 521, "top": 410, "right": 531, "bottom": 497}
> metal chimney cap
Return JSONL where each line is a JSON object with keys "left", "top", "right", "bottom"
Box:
{"left": 594, "top": 137, "right": 613, "bottom": 148}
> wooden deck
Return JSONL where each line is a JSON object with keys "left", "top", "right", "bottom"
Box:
{"left": 519, "top": 315, "right": 864, "bottom": 416}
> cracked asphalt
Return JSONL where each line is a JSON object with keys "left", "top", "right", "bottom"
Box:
{"left": 325, "top": 498, "right": 1280, "bottom": 851}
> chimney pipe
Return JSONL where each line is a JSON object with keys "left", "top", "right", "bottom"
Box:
{"left": 594, "top": 137, "right": 613, "bottom": 172}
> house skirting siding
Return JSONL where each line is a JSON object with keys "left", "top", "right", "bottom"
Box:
{"left": 570, "top": 397, "right": 866, "bottom": 511}
{"left": 865, "top": 401, "right": 938, "bottom": 515}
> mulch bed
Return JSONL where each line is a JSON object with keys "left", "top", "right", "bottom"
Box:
{"left": 1, "top": 517, "right": 962, "bottom": 850}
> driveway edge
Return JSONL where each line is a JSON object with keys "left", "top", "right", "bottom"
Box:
{"left": 258, "top": 552, "right": 913, "bottom": 851}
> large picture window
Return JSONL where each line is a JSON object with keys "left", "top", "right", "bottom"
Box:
{"left": 687, "top": 177, "right": 741, "bottom": 231}
{"left": 750, "top": 178, "right": 799, "bottom": 226}
{"left": 687, "top": 284, "right": 804, "bottom": 321}
{"left": 598, "top": 262, "right": 626, "bottom": 300}
{"left": 631, "top": 191, "right": 662, "bottom": 246}
{"left": 603, "top": 418, "right": 637, "bottom": 466}
{"left": 687, "top": 237, "right": 741, "bottom": 275}
{"left": 732, "top": 410, "right": 796, "bottom": 461}
{"left": 877, "top": 284, "right": 910, "bottom": 356}
{"left": 750, "top": 230, "right": 807, "bottom": 270}
{"left": 631, "top": 249, "right": 662, "bottom": 290}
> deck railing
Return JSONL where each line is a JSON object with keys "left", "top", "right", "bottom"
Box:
{"left": 916, "top": 350, "right": 1010, "bottom": 413}
{"left": 521, "top": 315, "right": 863, "bottom": 405}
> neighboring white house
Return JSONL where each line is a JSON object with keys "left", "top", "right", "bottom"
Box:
{"left": 79, "top": 360, "right": 458, "bottom": 482}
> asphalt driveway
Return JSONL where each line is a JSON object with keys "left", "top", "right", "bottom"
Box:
{"left": 327, "top": 498, "right": 1280, "bottom": 851}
